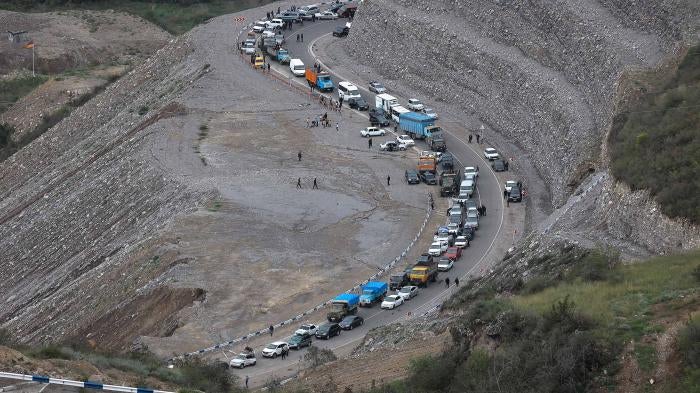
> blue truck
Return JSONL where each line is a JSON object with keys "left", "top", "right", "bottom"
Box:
{"left": 327, "top": 293, "right": 359, "bottom": 322}
{"left": 359, "top": 281, "right": 388, "bottom": 307}
{"left": 265, "top": 45, "right": 290, "bottom": 64}
{"left": 399, "top": 112, "right": 446, "bottom": 151}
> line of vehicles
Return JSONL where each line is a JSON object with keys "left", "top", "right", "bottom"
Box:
{"left": 229, "top": 7, "right": 527, "bottom": 372}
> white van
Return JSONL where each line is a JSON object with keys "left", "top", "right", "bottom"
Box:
{"left": 389, "top": 105, "right": 410, "bottom": 122}
{"left": 460, "top": 179, "right": 475, "bottom": 197}
{"left": 289, "top": 59, "right": 305, "bottom": 77}
{"left": 338, "top": 81, "right": 361, "bottom": 100}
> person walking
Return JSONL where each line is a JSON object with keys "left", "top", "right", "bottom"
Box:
{"left": 296, "top": 33, "right": 300, "bottom": 42}
{"left": 476, "top": 134, "right": 480, "bottom": 143}
{"left": 313, "top": 178, "right": 318, "bottom": 189}
{"left": 269, "top": 325, "right": 274, "bottom": 336}
{"left": 506, "top": 192, "right": 511, "bottom": 207}
{"left": 245, "top": 376, "right": 249, "bottom": 389}
{"left": 335, "top": 122, "right": 339, "bottom": 132}
{"left": 267, "top": 63, "right": 271, "bottom": 72}
{"left": 482, "top": 204, "right": 487, "bottom": 216}
{"left": 296, "top": 178, "right": 302, "bottom": 189}
{"left": 301, "top": 33, "right": 304, "bottom": 42}
{"left": 505, "top": 160, "right": 509, "bottom": 171}
{"left": 503, "top": 189, "right": 508, "bottom": 200}
{"left": 298, "top": 151, "right": 302, "bottom": 161}
{"left": 445, "top": 277, "right": 450, "bottom": 287}
{"left": 368, "top": 137, "right": 373, "bottom": 149}
{"left": 455, "top": 277, "right": 460, "bottom": 287}
{"left": 468, "top": 134, "right": 473, "bottom": 143}
{"left": 387, "top": 175, "right": 391, "bottom": 186}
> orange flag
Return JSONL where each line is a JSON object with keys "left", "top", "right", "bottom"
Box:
{"left": 23, "top": 41, "right": 34, "bottom": 49}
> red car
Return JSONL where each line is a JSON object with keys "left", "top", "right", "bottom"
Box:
{"left": 445, "top": 247, "right": 462, "bottom": 261}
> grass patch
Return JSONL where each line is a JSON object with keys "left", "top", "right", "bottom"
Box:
{"left": 513, "top": 250, "right": 700, "bottom": 341}
{"left": 0, "top": 0, "right": 277, "bottom": 35}
{"left": 609, "top": 45, "right": 700, "bottom": 223}
{"left": 0, "top": 75, "right": 47, "bottom": 113}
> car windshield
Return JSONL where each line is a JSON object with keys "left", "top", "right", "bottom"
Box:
{"left": 300, "top": 325, "right": 312, "bottom": 330}
{"left": 486, "top": 148, "right": 496, "bottom": 153}
{"left": 341, "top": 316, "right": 354, "bottom": 323}
{"left": 425, "top": 173, "right": 435, "bottom": 179}
{"left": 386, "top": 296, "right": 398, "bottom": 301}
{"left": 439, "top": 258, "right": 450, "bottom": 264}
{"left": 265, "top": 344, "right": 277, "bottom": 349}
{"left": 235, "top": 354, "right": 246, "bottom": 359}
{"left": 390, "top": 275, "right": 404, "bottom": 282}
{"left": 399, "top": 287, "right": 411, "bottom": 293}
{"left": 319, "top": 325, "right": 330, "bottom": 332}
{"left": 425, "top": 108, "right": 434, "bottom": 113}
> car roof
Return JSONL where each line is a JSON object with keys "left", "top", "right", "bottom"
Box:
{"left": 271, "top": 341, "right": 287, "bottom": 345}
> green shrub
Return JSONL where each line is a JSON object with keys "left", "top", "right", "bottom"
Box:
{"left": 304, "top": 346, "right": 337, "bottom": 368}
{"left": 678, "top": 318, "right": 700, "bottom": 368}
{"left": 609, "top": 45, "right": 700, "bottom": 223}
{"left": 30, "top": 344, "right": 74, "bottom": 360}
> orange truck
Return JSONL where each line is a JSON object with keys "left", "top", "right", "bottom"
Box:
{"left": 417, "top": 156, "right": 437, "bottom": 173}
{"left": 305, "top": 69, "right": 335, "bottom": 92}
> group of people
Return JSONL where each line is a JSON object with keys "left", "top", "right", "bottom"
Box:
{"left": 307, "top": 112, "right": 333, "bottom": 128}
{"left": 444, "top": 277, "right": 460, "bottom": 287}
{"left": 467, "top": 134, "right": 482, "bottom": 144}
{"left": 319, "top": 95, "right": 343, "bottom": 112}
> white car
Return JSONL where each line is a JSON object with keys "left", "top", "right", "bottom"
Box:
{"left": 433, "top": 233, "right": 451, "bottom": 244}
{"left": 360, "top": 126, "right": 386, "bottom": 137}
{"left": 315, "top": 11, "right": 338, "bottom": 20}
{"left": 262, "top": 30, "right": 276, "bottom": 38}
{"left": 420, "top": 150, "right": 442, "bottom": 159}
{"left": 407, "top": 98, "right": 425, "bottom": 111}
{"left": 464, "top": 166, "right": 479, "bottom": 178}
{"left": 397, "top": 286, "right": 419, "bottom": 301}
{"left": 428, "top": 241, "right": 448, "bottom": 256}
{"left": 229, "top": 351, "right": 256, "bottom": 368}
{"left": 484, "top": 148, "right": 499, "bottom": 160}
{"left": 242, "top": 42, "right": 256, "bottom": 55}
{"left": 423, "top": 107, "right": 438, "bottom": 119}
{"left": 454, "top": 192, "right": 470, "bottom": 204}
{"left": 437, "top": 257, "right": 454, "bottom": 271}
{"left": 396, "top": 135, "right": 415, "bottom": 146}
{"left": 454, "top": 236, "right": 469, "bottom": 248}
{"left": 505, "top": 180, "right": 518, "bottom": 192}
{"left": 380, "top": 294, "right": 404, "bottom": 309}
{"left": 252, "top": 21, "right": 268, "bottom": 33}
{"left": 266, "top": 18, "right": 284, "bottom": 29}
{"left": 380, "top": 141, "right": 407, "bottom": 151}
{"left": 261, "top": 341, "right": 289, "bottom": 358}
{"left": 295, "top": 324, "right": 318, "bottom": 336}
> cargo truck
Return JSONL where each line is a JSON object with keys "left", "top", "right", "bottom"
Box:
{"left": 375, "top": 93, "right": 398, "bottom": 113}
{"left": 359, "top": 281, "right": 388, "bottom": 307}
{"left": 399, "top": 113, "right": 446, "bottom": 151}
{"left": 306, "top": 69, "right": 334, "bottom": 92}
{"left": 417, "top": 156, "right": 437, "bottom": 174}
{"left": 327, "top": 293, "right": 359, "bottom": 322}
{"left": 439, "top": 170, "right": 461, "bottom": 197}
{"left": 265, "top": 45, "right": 290, "bottom": 64}
{"left": 409, "top": 254, "right": 438, "bottom": 287}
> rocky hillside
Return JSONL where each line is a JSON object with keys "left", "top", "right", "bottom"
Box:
{"left": 343, "top": 0, "right": 700, "bottom": 255}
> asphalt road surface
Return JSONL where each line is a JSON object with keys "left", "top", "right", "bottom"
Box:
{"left": 230, "top": 17, "right": 506, "bottom": 387}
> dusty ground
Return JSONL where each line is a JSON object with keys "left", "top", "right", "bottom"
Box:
{"left": 0, "top": 10, "right": 171, "bottom": 75}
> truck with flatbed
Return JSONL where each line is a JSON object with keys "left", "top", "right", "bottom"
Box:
{"left": 359, "top": 281, "right": 388, "bottom": 307}
{"left": 439, "top": 169, "right": 461, "bottom": 197}
{"left": 265, "top": 45, "right": 290, "bottom": 64}
{"left": 327, "top": 293, "right": 359, "bottom": 322}
{"left": 306, "top": 69, "right": 334, "bottom": 92}
{"left": 409, "top": 254, "right": 438, "bottom": 287}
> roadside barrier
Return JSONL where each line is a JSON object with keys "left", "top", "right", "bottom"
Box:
{"left": 0, "top": 372, "right": 172, "bottom": 393}
{"left": 168, "top": 194, "right": 433, "bottom": 362}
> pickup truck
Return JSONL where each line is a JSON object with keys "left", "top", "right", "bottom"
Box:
{"left": 306, "top": 69, "right": 334, "bottom": 92}
{"left": 327, "top": 293, "right": 359, "bottom": 322}
{"left": 410, "top": 254, "right": 438, "bottom": 287}
{"left": 359, "top": 281, "right": 388, "bottom": 307}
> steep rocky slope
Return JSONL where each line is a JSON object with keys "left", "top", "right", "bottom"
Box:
{"left": 342, "top": 0, "right": 700, "bottom": 255}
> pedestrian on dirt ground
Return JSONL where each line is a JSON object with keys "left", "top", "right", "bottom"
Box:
{"left": 277, "top": 6, "right": 280, "bottom": 14}
{"left": 482, "top": 204, "right": 487, "bottom": 216}
{"left": 296, "top": 34, "right": 299, "bottom": 42}
{"left": 368, "top": 138, "right": 373, "bottom": 149}
{"left": 506, "top": 192, "right": 511, "bottom": 207}
{"left": 301, "top": 33, "right": 304, "bottom": 42}
{"left": 430, "top": 200, "right": 435, "bottom": 210}
{"left": 339, "top": 97, "right": 344, "bottom": 107}
{"left": 266, "top": 12, "right": 270, "bottom": 19}
{"left": 476, "top": 134, "right": 480, "bottom": 143}
{"left": 336, "top": 122, "right": 339, "bottom": 132}
{"left": 445, "top": 277, "right": 450, "bottom": 287}
{"left": 269, "top": 325, "right": 274, "bottom": 336}
{"left": 505, "top": 160, "right": 509, "bottom": 171}
{"left": 245, "top": 376, "right": 249, "bottom": 389}
{"left": 455, "top": 277, "right": 460, "bottom": 287}
{"left": 313, "top": 178, "right": 318, "bottom": 189}
{"left": 517, "top": 181, "right": 522, "bottom": 189}
{"left": 298, "top": 151, "right": 302, "bottom": 161}
{"left": 387, "top": 175, "right": 391, "bottom": 186}
{"left": 468, "top": 134, "right": 473, "bottom": 143}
